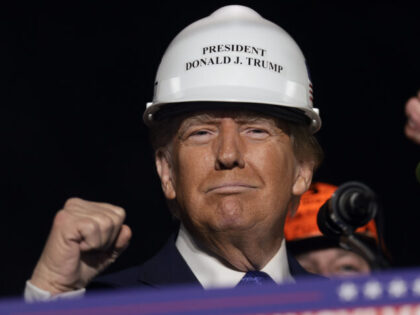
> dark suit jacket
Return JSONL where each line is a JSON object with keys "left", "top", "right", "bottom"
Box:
{"left": 89, "top": 233, "right": 318, "bottom": 291}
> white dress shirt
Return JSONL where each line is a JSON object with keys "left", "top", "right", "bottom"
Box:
{"left": 176, "top": 224, "right": 294, "bottom": 289}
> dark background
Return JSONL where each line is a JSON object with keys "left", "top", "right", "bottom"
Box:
{"left": 3, "top": 0, "right": 420, "bottom": 297}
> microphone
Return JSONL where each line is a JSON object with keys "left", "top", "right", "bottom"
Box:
{"left": 317, "top": 181, "right": 378, "bottom": 238}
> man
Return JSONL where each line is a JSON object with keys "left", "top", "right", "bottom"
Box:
{"left": 25, "top": 5, "right": 323, "bottom": 300}
{"left": 284, "top": 182, "right": 386, "bottom": 278}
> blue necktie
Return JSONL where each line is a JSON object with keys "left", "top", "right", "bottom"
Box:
{"left": 237, "top": 271, "right": 276, "bottom": 286}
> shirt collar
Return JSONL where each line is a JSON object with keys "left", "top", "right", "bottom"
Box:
{"left": 175, "top": 224, "right": 294, "bottom": 289}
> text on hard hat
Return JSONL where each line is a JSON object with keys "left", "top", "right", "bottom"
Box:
{"left": 202, "top": 44, "right": 266, "bottom": 57}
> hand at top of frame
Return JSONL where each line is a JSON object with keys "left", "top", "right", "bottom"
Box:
{"left": 405, "top": 90, "right": 420, "bottom": 145}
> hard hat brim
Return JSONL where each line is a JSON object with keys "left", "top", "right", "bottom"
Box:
{"left": 287, "top": 234, "right": 379, "bottom": 256}
{"left": 144, "top": 101, "right": 311, "bottom": 127}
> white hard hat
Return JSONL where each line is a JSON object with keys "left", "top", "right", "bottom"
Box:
{"left": 144, "top": 5, "right": 321, "bottom": 133}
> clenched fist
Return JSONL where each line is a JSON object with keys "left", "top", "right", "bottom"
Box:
{"left": 30, "top": 198, "right": 132, "bottom": 294}
{"left": 405, "top": 91, "right": 420, "bottom": 145}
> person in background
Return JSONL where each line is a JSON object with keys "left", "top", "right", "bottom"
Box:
{"left": 284, "top": 182, "right": 388, "bottom": 277}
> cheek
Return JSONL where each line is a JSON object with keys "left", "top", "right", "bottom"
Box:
{"left": 173, "top": 147, "right": 218, "bottom": 228}
{"left": 251, "top": 143, "right": 296, "bottom": 192}
{"left": 245, "top": 143, "right": 297, "bottom": 225}
{"left": 174, "top": 146, "right": 213, "bottom": 199}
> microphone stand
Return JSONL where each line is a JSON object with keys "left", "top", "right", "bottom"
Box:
{"left": 339, "top": 232, "right": 389, "bottom": 270}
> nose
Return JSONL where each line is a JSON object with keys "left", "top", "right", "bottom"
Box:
{"left": 215, "top": 119, "right": 245, "bottom": 170}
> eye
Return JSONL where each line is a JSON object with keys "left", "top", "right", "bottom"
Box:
{"left": 185, "top": 128, "right": 215, "bottom": 144}
{"left": 337, "top": 264, "right": 359, "bottom": 273}
{"left": 244, "top": 127, "right": 270, "bottom": 139}
{"left": 334, "top": 259, "right": 369, "bottom": 276}
{"left": 191, "top": 130, "right": 209, "bottom": 136}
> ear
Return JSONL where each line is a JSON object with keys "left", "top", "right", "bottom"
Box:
{"left": 155, "top": 150, "right": 176, "bottom": 200}
{"left": 292, "top": 160, "right": 314, "bottom": 197}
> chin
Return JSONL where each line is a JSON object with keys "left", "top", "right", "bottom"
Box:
{"left": 210, "top": 213, "right": 256, "bottom": 233}
{"left": 212, "top": 197, "right": 250, "bottom": 228}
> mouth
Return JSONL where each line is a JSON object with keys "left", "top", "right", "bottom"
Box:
{"left": 206, "top": 183, "right": 257, "bottom": 194}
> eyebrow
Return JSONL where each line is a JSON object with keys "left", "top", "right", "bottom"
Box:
{"left": 179, "top": 114, "right": 274, "bottom": 131}
{"left": 177, "top": 114, "right": 215, "bottom": 135}
{"left": 175, "top": 111, "right": 288, "bottom": 141}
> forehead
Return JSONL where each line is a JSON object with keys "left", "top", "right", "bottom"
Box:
{"left": 303, "top": 247, "right": 366, "bottom": 261}
{"left": 177, "top": 110, "right": 290, "bottom": 130}
{"left": 149, "top": 109, "right": 296, "bottom": 152}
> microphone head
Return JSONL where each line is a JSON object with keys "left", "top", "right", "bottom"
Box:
{"left": 317, "top": 181, "right": 378, "bottom": 237}
{"left": 317, "top": 200, "right": 342, "bottom": 238}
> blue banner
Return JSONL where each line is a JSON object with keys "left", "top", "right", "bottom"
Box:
{"left": 2, "top": 267, "right": 420, "bottom": 314}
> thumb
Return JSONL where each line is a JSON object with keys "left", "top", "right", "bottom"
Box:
{"left": 78, "top": 225, "right": 132, "bottom": 283}
{"left": 110, "top": 224, "right": 132, "bottom": 260}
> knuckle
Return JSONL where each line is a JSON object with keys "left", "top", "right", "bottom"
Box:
{"left": 99, "top": 214, "right": 115, "bottom": 230}
{"left": 83, "top": 219, "right": 100, "bottom": 235}
{"left": 111, "top": 206, "right": 126, "bottom": 219}
{"left": 53, "top": 209, "right": 70, "bottom": 228}
{"left": 64, "top": 197, "right": 83, "bottom": 209}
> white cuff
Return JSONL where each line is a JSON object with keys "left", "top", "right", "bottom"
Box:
{"left": 24, "top": 280, "right": 86, "bottom": 303}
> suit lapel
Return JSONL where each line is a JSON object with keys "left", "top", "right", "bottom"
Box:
{"left": 137, "top": 233, "right": 201, "bottom": 288}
